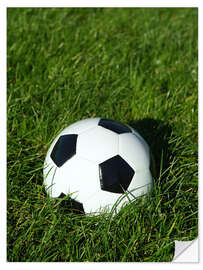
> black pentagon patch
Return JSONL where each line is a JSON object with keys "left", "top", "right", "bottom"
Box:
{"left": 50, "top": 134, "right": 78, "bottom": 167}
{"left": 98, "top": 118, "right": 131, "bottom": 134}
{"left": 57, "top": 193, "right": 85, "bottom": 214}
{"left": 99, "top": 155, "right": 134, "bottom": 194}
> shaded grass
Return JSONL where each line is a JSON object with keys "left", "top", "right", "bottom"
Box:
{"left": 7, "top": 7, "right": 198, "bottom": 262}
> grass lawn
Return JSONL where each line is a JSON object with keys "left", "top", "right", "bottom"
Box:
{"left": 7, "top": 7, "right": 198, "bottom": 262}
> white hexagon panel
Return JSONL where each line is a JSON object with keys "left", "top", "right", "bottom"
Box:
{"left": 61, "top": 117, "right": 100, "bottom": 135}
{"left": 119, "top": 132, "right": 150, "bottom": 171}
{"left": 76, "top": 125, "right": 119, "bottom": 163}
{"left": 49, "top": 155, "right": 100, "bottom": 199}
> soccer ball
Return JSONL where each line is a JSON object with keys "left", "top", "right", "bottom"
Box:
{"left": 43, "top": 118, "right": 153, "bottom": 214}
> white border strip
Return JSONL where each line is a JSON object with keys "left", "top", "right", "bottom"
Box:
{"left": 3, "top": 0, "right": 201, "bottom": 8}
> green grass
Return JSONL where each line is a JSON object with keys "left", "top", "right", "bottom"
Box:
{"left": 7, "top": 7, "right": 198, "bottom": 262}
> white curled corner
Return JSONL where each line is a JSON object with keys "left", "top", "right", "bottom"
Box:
{"left": 172, "top": 238, "right": 199, "bottom": 262}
